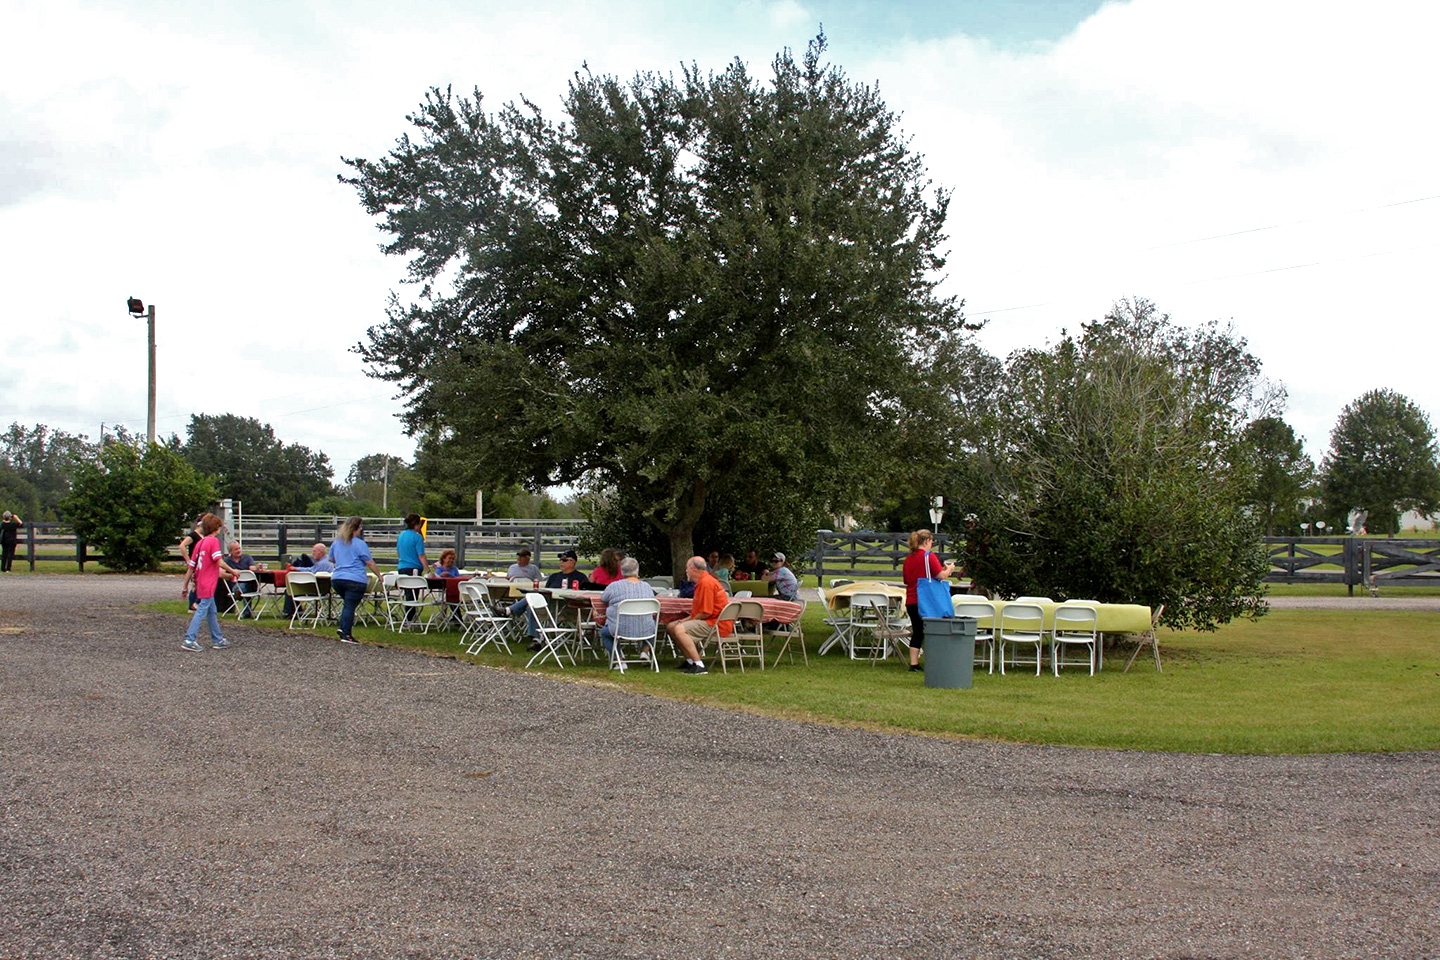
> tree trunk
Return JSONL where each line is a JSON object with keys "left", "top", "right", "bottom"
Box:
{"left": 656, "top": 477, "right": 708, "bottom": 581}
{"left": 666, "top": 523, "right": 695, "bottom": 583}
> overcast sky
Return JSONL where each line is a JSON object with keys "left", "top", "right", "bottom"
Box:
{"left": 3, "top": 0, "right": 1436, "bottom": 486}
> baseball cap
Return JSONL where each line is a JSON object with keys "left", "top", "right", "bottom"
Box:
{"left": 558, "top": 549, "right": 578, "bottom": 561}
{"left": 772, "top": 552, "right": 786, "bottom": 563}
{"left": 517, "top": 548, "right": 531, "bottom": 557}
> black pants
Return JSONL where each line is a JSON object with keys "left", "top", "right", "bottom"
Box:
{"left": 1, "top": 541, "right": 15, "bottom": 572}
{"left": 907, "top": 603, "right": 925, "bottom": 650}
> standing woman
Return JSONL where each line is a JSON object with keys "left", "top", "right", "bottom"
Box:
{"left": 1, "top": 510, "right": 21, "bottom": 572}
{"left": 181, "top": 513, "right": 238, "bottom": 651}
{"left": 396, "top": 513, "right": 429, "bottom": 575}
{"left": 902, "top": 528, "right": 955, "bottom": 673}
{"left": 331, "top": 516, "right": 382, "bottom": 644}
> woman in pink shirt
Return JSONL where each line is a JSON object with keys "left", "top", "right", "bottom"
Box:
{"left": 181, "top": 513, "right": 239, "bottom": 651}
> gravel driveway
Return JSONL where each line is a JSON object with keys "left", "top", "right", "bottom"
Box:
{"left": 2, "top": 575, "right": 1436, "bottom": 959}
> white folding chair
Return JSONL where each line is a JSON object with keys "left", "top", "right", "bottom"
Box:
{"left": 355, "top": 572, "right": 388, "bottom": 628}
{"left": 954, "top": 600, "right": 998, "bottom": 674}
{"left": 227, "top": 570, "right": 262, "bottom": 620}
{"left": 1051, "top": 604, "right": 1099, "bottom": 676}
{"left": 609, "top": 597, "right": 661, "bottom": 673}
{"left": 285, "top": 572, "right": 324, "bottom": 630}
{"left": 998, "top": 602, "right": 1046, "bottom": 675}
{"left": 523, "top": 592, "right": 578, "bottom": 669}
{"left": 390, "top": 574, "right": 438, "bottom": 633}
{"left": 844, "top": 593, "right": 889, "bottom": 660}
{"left": 713, "top": 601, "right": 765, "bottom": 673}
{"left": 459, "top": 581, "right": 512, "bottom": 655}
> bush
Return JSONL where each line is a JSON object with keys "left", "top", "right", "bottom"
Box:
{"left": 61, "top": 442, "right": 216, "bottom": 571}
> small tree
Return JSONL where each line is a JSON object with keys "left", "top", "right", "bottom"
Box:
{"left": 1239, "top": 416, "right": 1314, "bottom": 535}
{"left": 1320, "top": 389, "right": 1440, "bottom": 535}
{"left": 62, "top": 441, "right": 216, "bottom": 571}
{"left": 957, "top": 299, "right": 1272, "bottom": 631}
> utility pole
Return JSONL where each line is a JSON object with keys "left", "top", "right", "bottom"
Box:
{"left": 146, "top": 304, "right": 156, "bottom": 446}
{"left": 126, "top": 297, "right": 157, "bottom": 445}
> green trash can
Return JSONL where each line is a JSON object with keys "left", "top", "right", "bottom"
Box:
{"left": 922, "top": 617, "right": 977, "bottom": 689}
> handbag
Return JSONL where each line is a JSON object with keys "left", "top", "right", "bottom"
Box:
{"left": 915, "top": 550, "right": 953, "bottom": 619}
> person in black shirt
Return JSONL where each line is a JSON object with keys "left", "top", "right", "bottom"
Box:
{"left": 1, "top": 510, "right": 22, "bottom": 572}
{"left": 734, "top": 549, "right": 766, "bottom": 580}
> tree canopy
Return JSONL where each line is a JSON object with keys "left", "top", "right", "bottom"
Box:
{"left": 1320, "top": 389, "right": 1440, "bottom": 534}
{"left": 180, "top": 414, "right": 333, "bottom": 515}
{"left": 341, "top": 33, "right": 965, "bottom": 575}
{"left": 1239, "top": 416, "right": 1314, "bottom": 536}
{"left": 1, "top": 422, "right": 94, "bottom": 519}
{"left": 62, "top": 440, "right": 216, "bottom": 571}
{"left": 955, "top": 299, "right": 1272, "bottom": 631}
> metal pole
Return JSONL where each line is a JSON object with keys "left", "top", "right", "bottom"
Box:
{"left": 146, "top": 304, "right": 156, "bottom": 446}
{"left": 382, "top": 455, "right": 389, "bottom": 512}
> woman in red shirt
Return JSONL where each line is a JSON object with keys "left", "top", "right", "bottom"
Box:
{"left": 589, "top": 547, "right": 622, "bottom": 587}
{"left": 902, "top": 528, "right": 954, "bottom": 672}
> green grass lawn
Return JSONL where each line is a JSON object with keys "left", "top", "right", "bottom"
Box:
{"left": 145, "top": 600, "right": 1440, "bottom": 755}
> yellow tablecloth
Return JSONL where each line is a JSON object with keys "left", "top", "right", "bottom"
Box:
{"left": 952, "top": 598, "right": 1153, "bottom": 634}
{"left": 826, "top": 581, "right": 906, "bottom": 609}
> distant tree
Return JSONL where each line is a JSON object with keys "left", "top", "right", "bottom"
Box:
{"left": 1320, "top": 389, "right": 1440, "bottom": 535}
{"left": 341, "top": 32, "right": 965, "bottom": 577}
{"left": 1239, "top": 416, "right": 1314, "bottom": 535}
{"left": 0, "top": 422, "right": 95, "bottom": 519}
{"left": 61, "top": 441, "right": 216, "bottom": 571}
{"left": 180, "top": 414, "right": 334, "bottom": 514}
{"left": 0, "top": 460, "right": 40, "bottom": 519}
{"left": 305, "top": 493, "right": 386, "bottom": 518}
{"left": 957, "top": 299, "right": 1273, "bottom": 631}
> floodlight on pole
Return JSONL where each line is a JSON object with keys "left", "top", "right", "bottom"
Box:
{"left": 126, "top": 296, "right": 157, "bottom": 445}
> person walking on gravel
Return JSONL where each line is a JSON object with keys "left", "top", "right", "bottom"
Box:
{"left": 180, "top": 513, "right": 238, "bottom": 651}
{"left": 330, "top": 516, "right": 382, "bottom": 644}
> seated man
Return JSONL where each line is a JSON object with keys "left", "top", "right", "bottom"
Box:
{"left": 513, "top": 550, "right": 589, "bottom": 651}
{"left": 308, "top": 542, "right": 335, "bottom": 574}
{"left": 506, "top": 548, "right": 541, "bottom": 582}
{"left": 224, "top": 541, "right": 263, "bottom": 617}
{"left": 599, "top": 556, "right": 657, "bottom": 661}
{"left": 734, "top": 549, "right": 765, "bottom": 581}
{"left": 284, "top": 543, "right": 333, "bottom": 616}
{"left": 664, "top": 556, "right": 731, "bottom": 675}
{"left": 762, "top": 552, "right": 801, "bottom": 602}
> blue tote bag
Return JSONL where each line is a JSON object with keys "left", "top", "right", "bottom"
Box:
{"left": 915, "top": 550, "right": 953, "bottom": 619}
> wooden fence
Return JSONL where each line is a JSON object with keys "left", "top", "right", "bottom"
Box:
{"left": 15, "top": 521, "right": 1440, "bottom": 593}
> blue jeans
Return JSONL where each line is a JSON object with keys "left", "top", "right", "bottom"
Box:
{"left": 185, "top": 596, "right": 223, "bottom": 644}
{"left": 509, "top": 596, "right": 539, "bottom": 638}
{"left": 333, "top": 578, "right": 368, "bottom": 638}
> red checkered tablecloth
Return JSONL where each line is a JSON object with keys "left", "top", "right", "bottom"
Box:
{"left": 588, "top": 595, "right": 802, "bottom": 627}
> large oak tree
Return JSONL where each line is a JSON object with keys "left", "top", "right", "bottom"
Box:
{"left": 341, "top": 34, "right": 965, "bottom": 575}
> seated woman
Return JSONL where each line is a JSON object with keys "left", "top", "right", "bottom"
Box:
{"left": 433, "top": 548, "right": 460, "bottom": 578}
{"left": 590, "top": 547, "right": 622, "bottom": 587}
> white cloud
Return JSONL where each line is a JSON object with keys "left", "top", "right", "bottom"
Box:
{"left": 2, "top": 0, "right": 1437, "bottom": 481}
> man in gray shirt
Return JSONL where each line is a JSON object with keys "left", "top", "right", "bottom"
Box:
{"left": 506, "top": 548, "right": 541, "bottom": 582}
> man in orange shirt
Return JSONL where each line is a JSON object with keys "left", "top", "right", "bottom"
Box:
{"left": 666, "top": 555, "right": 731, "bottom": 675}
